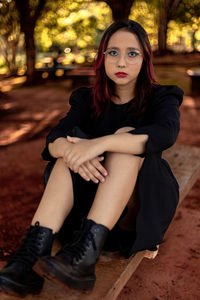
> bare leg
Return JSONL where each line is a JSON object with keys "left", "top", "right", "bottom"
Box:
{"left": 87, "top": 152, "right": 144, "bottom": 230}
{"left": 32, "top": 158, "right": 73, "bottom": 233}
{"left": 118, "top": 184, "right": 140, "bottom": 232}
{"left": 87, "top": 152, "right": 159, "bottom": 259}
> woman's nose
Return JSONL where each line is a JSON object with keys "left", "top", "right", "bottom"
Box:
{"left": 117, "top": 53, "right": 127, "bottom": 67}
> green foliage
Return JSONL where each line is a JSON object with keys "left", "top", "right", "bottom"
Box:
{"left": 35, "top": 0, "right": 112, "bottom": 53}
{"left": 172, "top": 0, "right": 200, "bottom": 51}
{"left": 174, "top": 0, "right": 200, "bottom": 26}
{"left": 0, "top": 0, "right": 22, "bottom": 73}
{"left": 130, "top": 0, "right": 200, "bottom": 52}
{"left": 130, "top": 0, "right": 158, "bottom": 47}
{"left": 0, "top": 0, "right": 19, "bottom": 34}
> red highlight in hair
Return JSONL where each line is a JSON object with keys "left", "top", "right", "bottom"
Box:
{"left": 91, "top": 20, "right": 159, "bottom": 118}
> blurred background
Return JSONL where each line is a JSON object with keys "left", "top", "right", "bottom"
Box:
{"left": 0, "top": 1, "right": 200, "bottom": 299}
{"left": 0, "top": 0, "right": 199, "bottom": 91}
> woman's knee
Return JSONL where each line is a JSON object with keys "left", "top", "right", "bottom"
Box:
{"left": 56, "top": 157, "right": 64, "bottom": 164}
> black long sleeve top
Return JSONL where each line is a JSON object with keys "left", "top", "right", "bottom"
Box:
{"left": 41, "top": 84, "right": 183, "bottom": 256}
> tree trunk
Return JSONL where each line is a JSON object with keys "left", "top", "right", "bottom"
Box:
{"left": 191, "top": 30, "right": 198, "bottom": 52}
{"left": 10, "top": 36, "right": 20, "bottom": 74}
{"left": 110, "top": 0, "right": 133, "bottom": 21}
{"left": 0, "top": 35, "right": 18, "bottom": 75}
{"left": 158, "top": 0, "right": 181, "bottom": 56}
{"left": 24, "top": 28, "right": 36, "bottom": 85}
{"left": 158, "top": 9, "right": 168, "bottom": 55}
{"left": 99, "top": 0, "right": 134, "bottom": 21}
{"left": 14, "top": 0, "right": 47, "bottom": 85}
{"left": 0, "top": 38, "right": 10, "bottom": 70}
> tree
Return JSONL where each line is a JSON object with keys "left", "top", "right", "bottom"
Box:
{"left": 174, "top": 0, "right": 200, "bottom": 51}
{"left": 14, "top": 0, "right": 48, "bottom": 84}
{"left": 0, "top": 0, "right": 20, "bottom": 75}
{"left": 13, "top": 0, "right": 112, "bottom": 84}
{"left": 96, "top": 0, "right": 135, "bottom": 21}
{"left": 0, "top": 0, "right": 136, "bottom": 84}
{"left": 35, "top": 1, "right": 112, "bottom": 54}
{"left": 158, "top": 0, "right": 181, "bottom": 55}
{"left": 129, "top": 1, "right": 158, "bottom": 47}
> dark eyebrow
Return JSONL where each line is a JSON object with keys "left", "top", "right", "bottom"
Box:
{"left": 107, "top": 46, "right": 141, "bottom": 51}
{"left": 127, "top": 47, "right": 141, "bottom": 51}
{"left": 106, "top": 47, "right": 119, "bottom": 50}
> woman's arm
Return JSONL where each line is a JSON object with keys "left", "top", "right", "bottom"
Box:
{"left": 49, "top": 136, "right": 108, "bottom": 183}
{"left": 41, "top": 88, "right": 91, "bottom": 161}
{"left": 99, "top": 132, "right": 149, "bottom": 155}
{"left": 48, "top": 137, "right": 70, "bottom": 158}
{"left": 63, "top": 85, "right": 183, "bottom": 171}
{"left": 63, "top": 132, "right": 148, "bottom": 172}
{"left": 128, "top": 86, "right": 183, "bottom": 155}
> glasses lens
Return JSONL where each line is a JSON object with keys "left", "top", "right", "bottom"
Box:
{"left": 104, "top": 49, "right": 141, "bottom": 64}
{"left": 126, "top": 51, "right": 141, "bottom": 64}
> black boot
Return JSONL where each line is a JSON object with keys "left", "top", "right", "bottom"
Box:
{"left": 0, "top": 222, "right": 54, "bottom": 298}
{"left": 34, "top": 219, "right": 109, "bottom": 291}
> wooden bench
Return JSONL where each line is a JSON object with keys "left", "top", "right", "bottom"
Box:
{"left": 0, "top": 143, "right": 200, "bottom": 300}
{"left": 35, "top": 65, "right": 75, "bottom": 80}
{"left": 66, "top": 67, "right": 95, "bottom": 87}
{"left": 187, "top": 69, "right": 200, "bottom": 96}
{"left": 35, "top": 66, "right": 95, "bottom": 85}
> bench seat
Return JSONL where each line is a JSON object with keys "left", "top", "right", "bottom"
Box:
{"left": 0, "top": 143, "right": 199, "bottom": 300}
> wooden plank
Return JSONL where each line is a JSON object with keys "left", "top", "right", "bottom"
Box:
{"left": 66, "top": 67, "right": 95, "bottom": 77}
{"left": 163, "top": 143, "right": 200, "bottom": 203}
{"left": 1, "top": 143, "right": 200, "bottom": 300}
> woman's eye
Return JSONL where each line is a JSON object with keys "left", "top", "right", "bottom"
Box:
{"left": 128, "top": 51, "right": 139, "bottom": 57}
{"left": 109, "top": 50, "right": 118, "bottom": 56}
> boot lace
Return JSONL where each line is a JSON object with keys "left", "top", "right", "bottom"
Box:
{"left": 7, "top": 222, "right": 45, "bottom": 270}
{"left": 57, "top": 226, "right": 97, "bottom": 263}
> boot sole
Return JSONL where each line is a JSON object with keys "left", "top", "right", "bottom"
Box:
{"left": 34, "top": 258, "right": 95, "bottom": 291}
{"left": 0, "top": 275, "right": 43, "bottom": 298}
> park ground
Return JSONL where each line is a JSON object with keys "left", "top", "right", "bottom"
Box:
{"left": 0, "top": 54, "right": 200, "bottom": 299}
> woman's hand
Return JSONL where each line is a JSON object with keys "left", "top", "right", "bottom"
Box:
{"left": 64, "top": 136, "right": 107, "bottom": 181}
{"left": 78, "top": 156, "right": 108, "bottom": 183}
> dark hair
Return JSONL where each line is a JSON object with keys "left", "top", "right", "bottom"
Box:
{"left": 92, "top": 19, "right": 158, "bottom": 118}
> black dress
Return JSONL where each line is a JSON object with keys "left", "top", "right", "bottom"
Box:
{"left": 41, "top": 85, "right": 183, "bottom": 258}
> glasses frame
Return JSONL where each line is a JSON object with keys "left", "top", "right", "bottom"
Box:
{"left": 103, "top": 48, "right": 143, "bottom": 65}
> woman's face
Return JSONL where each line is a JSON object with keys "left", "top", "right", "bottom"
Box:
{"left": 104, "top": 29, "right": 143, "bottom": 89}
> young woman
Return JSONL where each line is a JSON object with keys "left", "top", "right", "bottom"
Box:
{"left": 0, "top": 19, "right": 183, "bottom": 297}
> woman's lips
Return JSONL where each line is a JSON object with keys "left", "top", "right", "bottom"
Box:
{"left": 115, "top": 72, "right": 128, "bottom": 78}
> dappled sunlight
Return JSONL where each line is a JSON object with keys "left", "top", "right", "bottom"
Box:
{"left": 0, "top": 123, "right": 33, "bottom": 146}
{"left": 1, "top": 85, "right": 12, "bottom": 92}
{"left": 12, "top": 111, "right": 46, "bottom": 121}
{"left": 0, "top": 103, "right": 16, "bottom": 110}
{"left": 0, "top": 105, "right": 62, "bottom": 146}
{"left": 0, "top": 76, "right": 26, "bottom": 92}
{"left": 183, "top": 96, "right": 197, "bottom": 108}
{"left": 32, "top": 112, "right": 46, "bottom": 120}
{"left": 12, "top": 77, "right": 26, "bottom": 85}
{"left": 182, "top": 96, "right": 200, "bottom": 117}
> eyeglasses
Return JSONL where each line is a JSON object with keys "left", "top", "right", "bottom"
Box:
{"left": 103, "top": 48, "right": 142, "bottom": 65}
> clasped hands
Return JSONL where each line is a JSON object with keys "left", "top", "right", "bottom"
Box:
{"left": 63, "top": 136, "right": 108, "bottom": 183}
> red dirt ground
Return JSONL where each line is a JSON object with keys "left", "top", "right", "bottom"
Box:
{"left": 0, "top": 75, "right": 200, "bottom": 299}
